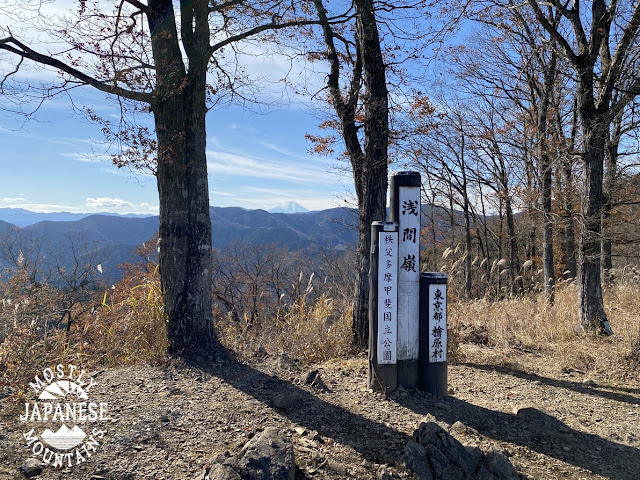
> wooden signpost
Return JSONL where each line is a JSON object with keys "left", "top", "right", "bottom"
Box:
{"left": 390, "top": 171, "right": 421, "bottom": 388}
{"left": 368, "top": 171, "right": 448, "bottom": 395}
{"left": 368, "top": 221, "right": 398, "bottom": 393}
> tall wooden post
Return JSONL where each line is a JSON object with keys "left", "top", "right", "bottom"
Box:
{"left": 390, "top": 171, "right": 421, "bottom": 388}
{"left": 368, "top": 221, "right": 398, "bottom": 393}
{"left": 419, "top": 272, "right": 448, "bottom": 396}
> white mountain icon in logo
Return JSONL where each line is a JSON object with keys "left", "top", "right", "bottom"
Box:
{"left": 40, "top": 424, "right": 86, "bottom": 450}
{"left": 38, "top": 380, "right": 88, "bottom": 401}
{"left": 37, "top": 380, "right": 88, "bottom": 450}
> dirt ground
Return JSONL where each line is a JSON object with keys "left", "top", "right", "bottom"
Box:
{"left": 1, "top": 346, "right": 639, "bottom": 480}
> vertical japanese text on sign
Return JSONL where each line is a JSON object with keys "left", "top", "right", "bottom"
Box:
{"left": 428, "top": 284, "right": 447, "bottom": 363}
{"left": 397, "top": 185, "right": 421, "bottom": 362}
{"left": 377, "top": 230, "right": 398, "bottom": 364}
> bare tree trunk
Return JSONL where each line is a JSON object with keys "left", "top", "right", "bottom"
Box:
{"left": 537, "top": 53, "right": 557, "bottom": 303}
{"left": 351, "top": 0, "right": 389, "bottom": 349}
{"left": 462, "top": 177, "right": 472, "bottom": 299}
{"left": 563, "top": 106, "right": 579, "bottom": 279}
{"left": 562, "top": 164, "right": 578, "bottom": 278}
{"left": 577, "top": 116, "right": 609, "bottom": 333}
{"left": 150, "top": 0, "right": 220, "bottom": 356}
{"left": 313, "top": 0, "right": 388, "bottom": 350}
{"left": 601, "top": 113, "right": 622, "bottom": 281}
{"left": 504, "top": 190, "right": 519, "bottom": 291}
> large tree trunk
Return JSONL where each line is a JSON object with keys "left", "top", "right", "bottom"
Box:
{"left": 155, "top": 96, "right": 219, "bottom": 356}
{"left": 351, "top": 0, "right": 389, "bottom": 349}
{"left": 577, "top": 116, "right": 610, "bottom": 333}
{"left": 149, "top": 0, "right": 220, "bottom": 357}
{"left": 562, "top": 106, "right": 579, "bottom": 279}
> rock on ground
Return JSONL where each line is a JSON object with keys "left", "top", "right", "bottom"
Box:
{"left": 409, "top": 418, "right": 520, "bottom": 480}
{"left": 238, "top": 427, "right": 295, "bottom": 480}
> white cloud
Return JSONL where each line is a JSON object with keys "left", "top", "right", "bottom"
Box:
{"left": 139, "top": 203, "right": 160, "bottom": 213}
{"left": 85, "top": 197, "right": 134, "bottom": 210}
{"left": 207, "top": 149, "right": 332, "bottom": 184}
{"left": 0, "top": 201, "right": 83, "bottom": 213}
{"left": 2, "top": 197, "right": 27, "bottom": 204}
{"left": 84, "top": 198, "right": 158, "bottom": 214}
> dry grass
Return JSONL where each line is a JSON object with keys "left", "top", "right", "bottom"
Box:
{"left": 82, "top": 272, "right": 168, "bottom": 367}
{"left": 0, "top": 258, "right": 168, "bottom": 390}
{"left": 218, "top": 294, "right": 354, "bottom": 364}
{"left": 449, "top": 278, "right": 640, "bottom": 381}
{"left": 3, "top": 254, "right": 638, "bottom": 390}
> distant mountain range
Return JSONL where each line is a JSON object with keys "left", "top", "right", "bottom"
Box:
{"left": 0, "top": 204, "right": 455, "bottom": 282}
{"left": 0, "top": 206, "right": 359, "bottom": 280}
{"left": 0, "top": 207, "right": 152, "bottom": 228}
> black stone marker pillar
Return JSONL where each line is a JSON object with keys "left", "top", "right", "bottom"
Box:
{"left": 419, "top": 272, "right": 448, "bottom": 396}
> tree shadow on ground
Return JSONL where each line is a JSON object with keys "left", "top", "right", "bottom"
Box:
{"left": 197, "top": 358, "right": 640, "bottom": 480}
{"left": 461, "top": 362, "right": 640, "bottom": 405}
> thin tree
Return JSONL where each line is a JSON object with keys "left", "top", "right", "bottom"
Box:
{"left": 312, "top": 0, "right": 389, "bottom": 349}
{"left": 526, "top": 0, "right": 640, "bottom": 333}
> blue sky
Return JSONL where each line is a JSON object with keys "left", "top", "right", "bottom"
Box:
{"left": 0, "top": 0, "right": 352, "bottom": 215}
{"left": 0, "top": 88, "right": 349, "bottom": 214}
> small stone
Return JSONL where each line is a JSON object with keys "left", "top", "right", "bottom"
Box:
{"left": 582, "top": 379, "right": 596, "bottom": 387}
{"left": 255, "top": 346, "right": 269, "bottom": 358}
{"left": 513, "top": 406, "right": 553, "bottom": 424}
{"left": 325, "top": 459, "right": 348, "bottom": 475}
{"left": 305, "top": 370, "right": 320, "bottom": 385}
{"left": 294, "top": 427, "right": 307, "bottom": 436}
{"left": 239, "top": 427, "right": 295, "bottom": 480}
{"left": 451, "top": 421, "right": 468, "bottom": 434}
{"left": 304, "top": 370, "right": 329, "bottom": 391}
{"left": 277, "top": 353, "right": 299, "bottom": 372}
{"left": 22, "top": 458, "right": 43, "bottom": 475}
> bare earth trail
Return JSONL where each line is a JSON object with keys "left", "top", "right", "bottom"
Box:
{"left": 1, "top": 350, "right": 639, "bottom": 479}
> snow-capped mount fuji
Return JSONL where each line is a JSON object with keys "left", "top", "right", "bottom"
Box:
{"left": 268, "top": 201, "right": 310, "bottom": 214}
